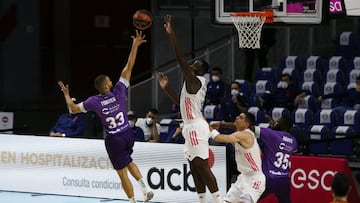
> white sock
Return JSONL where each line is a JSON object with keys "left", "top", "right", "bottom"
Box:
{"left": 211, "top": 191, "right": 222, "bottom": 203}
{"left": 198, "top": 192, "right": 207, "bottom": 203}
{"left": 138, "top": 178, "right": 148, "bottom": 194}
{"left": 129, "top": 197, "right": 137, "bottom": 203}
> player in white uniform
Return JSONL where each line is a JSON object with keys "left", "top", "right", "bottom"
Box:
{"left": 210, "top": 112, "right": 266, "bottom": 203}
{"left": 157, "top": 15, "right": 222, "bottom": 203}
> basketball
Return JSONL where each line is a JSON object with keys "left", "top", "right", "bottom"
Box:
{"left": 133, "top": 9, "right": 152, "bottom": 30}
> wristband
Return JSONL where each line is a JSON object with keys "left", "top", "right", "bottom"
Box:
{"left": 210, "top": 129, "right": 220, "bottom": 139}
{"left": 62, "top": 133, "right": 66, "bottom": 137}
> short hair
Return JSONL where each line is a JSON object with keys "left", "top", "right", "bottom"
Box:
{"left": 278, "top": 115, "right": 293, "bottom": 132}
{"left": 332, "top": 172, "right": 350, "bottom": 197}
{"left": 211, "top": 66, "right": 222, "bottom": 74}
{"left": 94, "top": 75, "right": 107, "bottom": 93}
{"left": 149, "top": 108, "right": 159, "bottom": 115}
{"left": 281, "top": 73, "right": 292, "bottom": 81}
{"left": 244, "top": 112, "right": 255, "bottom": 126}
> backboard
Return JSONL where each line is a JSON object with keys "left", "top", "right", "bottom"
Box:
{"left": 213, "top": 0, "right": 330, "bottom": 25}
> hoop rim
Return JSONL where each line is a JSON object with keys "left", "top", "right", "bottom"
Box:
{"left": 230, "top": 9, "right": 274, "bottom": 23}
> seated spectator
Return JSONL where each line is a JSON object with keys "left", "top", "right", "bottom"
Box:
{"left": 127, "top": 110, "right": 145, "bottom": 142}
{"left": 317, "top": 75, "right": 360, "bottom": 115}
{"left": 205, "top": 66, "right": 228, "bottom": 105}
{"left": 330, "top": 172, "right": 351, "bottom": 203}
{"left": 220, "top": 81, "right": 248, "bottom": 122}
{"left": 50, "top": 102, "right": 87, "bottom": 138}
{"left": 135, "top": 108, "right": 160, "bottom": 142}
{"left": 261, "top": 73, "right": 298, "bottom": 112}
{"left": 169, "top": 122, "right": 185, "bottom": 144}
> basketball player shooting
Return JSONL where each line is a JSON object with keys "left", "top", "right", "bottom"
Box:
{"left": 58, "top": 30, "right": 153, "bottom": 203}
{"left": 157, "top": 15, "right": 222, "bottom": 203}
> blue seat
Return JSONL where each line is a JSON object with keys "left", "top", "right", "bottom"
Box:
{"left": 306, "top": 55, "right": 327, "bottom": 74}
{"left": 320, "top": 82, "right": 343, "bottom": 104}
{"left": 307, "top": 125, "right": 330, "bottom": 154}
{"left": 330, "top": 126, "right": 355, "bottom": 156}
{"left": 255, "top": 67, "right": 277, "bottom": 84}
{"left": 326, "top": 56, "right": 347, "bottom": 73}
{"left": 268, "top": 107, "right": 291, "bottom": 122}
{"left": 247, "top": 106, "right": 266, "bottom": 124}
{"left": 159, "top": 119, "right": 179, "bottom": 143}
{"left": 292, "top": 108, "right": 313, "bottom": 131}
{"left": 303, "top": 69, "right": 322, "bottom": 85}
{"left": 279, "top": 56, "right": 303, "bottom": 72}
{"left": 252, "top": 80, "right": 273, "bottom": 95}
{"left": 301, "top": 82, "right": 319, "bottom": 97}
{"left": 203, "top": 104, "right": 221, "bottom": 122}
{"left": 335, "top": 32, "right": 356, "bottom": 59}
{"left": 298, "top": 95, "right": 317, "bottom": 112}
{"left": 320, "top": 98, "right": 338, "bottom": 109}
{"left": 338, "top": 110, "right": 360, "bottom": 133}
{"left": 325, "top": 69, "right": 345, "bottom": 85}
{"left": 314, "top": 109, "right": 338, "bottom": 129}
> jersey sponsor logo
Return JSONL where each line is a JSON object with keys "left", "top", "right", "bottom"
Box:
{"left": 291, "top": 168, "right": 336, "bottom": 191}
{"left": 278, "top": 142, "right": 295, "bottom": 152}
{"left": 252, "top": 180, "right": 261, "bottom": 190}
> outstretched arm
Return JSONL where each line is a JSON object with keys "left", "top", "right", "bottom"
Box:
{"left": 164, "top": 15, "right": 201, "bottom": 94}
{"left": 120, "top": 30, "right": 146, "bottom": 81}
{"left": 157, "top": 72, "right": 180, "bottom": 104}
{"left": 211, "top": 129, "right": 254, "bottom": 148}
{"left": 58, "top": 81, "right": 81, "bottom": 113}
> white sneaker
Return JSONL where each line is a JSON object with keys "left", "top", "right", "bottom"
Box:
{"left": 143, "top": 191, "right": 154, "bottom": 202}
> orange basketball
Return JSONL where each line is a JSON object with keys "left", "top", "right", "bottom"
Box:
{"left": 132, "top": 9, "right": 152, "bottom": 30}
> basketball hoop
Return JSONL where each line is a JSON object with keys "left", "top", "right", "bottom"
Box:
{"left": 231, "top": 10, "right": 273, "bottom": 49}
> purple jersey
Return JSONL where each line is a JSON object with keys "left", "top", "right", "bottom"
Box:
{"left": 258, "top": 127, "right": 298, "bottom": 179}
{"left": 81, "top": 79, "right": 130, "bottom": 136}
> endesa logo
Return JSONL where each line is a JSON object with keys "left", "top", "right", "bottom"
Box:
{"left": 147, "top": 164, "right": 196, "bottom": 192}
{"left": 330, "top": 0, "right": 343, "bottom": 13}
{"left": 291, "top": 168, "right": 337, "bottom": 191}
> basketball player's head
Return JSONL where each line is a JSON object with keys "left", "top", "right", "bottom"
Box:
{"left": 235, "top": 112, "right": 255, "bottom": 131}
{"left": 94, "top": 74, "right": 113, "bottom": 94}
{"left": 331, "top": 172, "right": 351, "bottom": 200}
{"left": 273, "top": 115, "right": 293, "bottom": 132}
{"left": 190, "top": 60, "right": 209, "bottom": 76}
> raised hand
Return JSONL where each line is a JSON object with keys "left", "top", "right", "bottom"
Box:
{"left": 163, "top": 15, "right": 173, "bottom": 34}
{"left": 132, "top": 30, "right": 147, "bottom": 47}
{"left": 157, "top": 72, "right": 168, "bottom": 90}
{"left": 58, "top": 81, "right": 70, "bottom": 96}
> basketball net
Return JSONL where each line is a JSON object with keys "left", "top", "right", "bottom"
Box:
{"left": 232, "top": 15, "right": 266, "bottom": 49}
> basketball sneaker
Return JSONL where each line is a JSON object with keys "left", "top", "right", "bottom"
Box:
{"left": 143, "top": 191, "right": 154, "bottom": 202}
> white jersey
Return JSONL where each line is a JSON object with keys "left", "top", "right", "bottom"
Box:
{"left": 234, "top": 129, "right": 263, "bottom": 174}
{"left": 179, "top": 76, "right": 207, "bottom": 124}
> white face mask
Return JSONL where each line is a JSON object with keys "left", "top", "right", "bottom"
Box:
{"left": 129, "top": 120, "right": 135, "bottom": 128}
{"left": 211, "top": 76, "right": 220, "bottom": 82}
{"left": 231, "top": 89, "right": 239, "bottom": 96}
{"left": 278, "top": 81, "right": 288, "bottom": 89}
{"left": 145, "top": 117, "right": 153, "bottom": 126}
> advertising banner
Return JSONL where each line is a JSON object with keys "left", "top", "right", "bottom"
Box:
{"left": 0, "top": 134, "right": 227, "bottom": 203}
{"left": 290, "top": 155, "right": 360, "bottom": 203}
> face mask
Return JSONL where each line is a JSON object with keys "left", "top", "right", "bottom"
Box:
{"left": 211, "top": 76, "right": 220, "bottom": 82}
{"left": 231, "top": 89, "right": 239, "bottom": 96}
{"left": 129, "top": 120, "right": 135, "bottom": 128}
{"left": 145, "top": 117, "right": 153, "bottom": 126}
{"left": 278, "top": 81, "right": 288, "bottom": 89}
